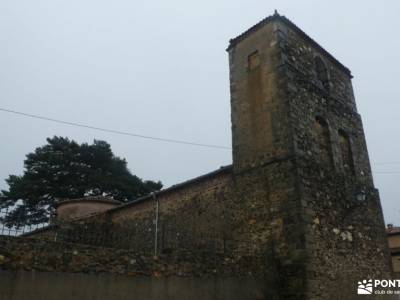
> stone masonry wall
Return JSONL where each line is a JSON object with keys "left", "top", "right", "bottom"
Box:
{"left": 108, "top": 167, "right": 235, "bottom": 255}
{"left": 36, "top": 161, "right": 308, "bottom": 298}
{"left": 0, "top": 236, "right": 273, "bottom": 299}
{"left": 30, "top": 168, "right": 238, "bottom": 256}
{"left": 226, "top": 14, "right": 394, "bottom": 299}
{"left": 0, "top": 236, "right": 264, "bottom": 277}
{"left": 229, "top": 19, "right": 293, "bottom": 174}
{"left": 227, "top": 18, "right": 308, "bottom": 298}
{"left": 18, "top": 14, "right": 395, "bottom": 300}
{"left": 275, "top": 17, "right": 393, "bottom": 299}
{"left": 231, "top": 159, "right": 307, "bottom": 299}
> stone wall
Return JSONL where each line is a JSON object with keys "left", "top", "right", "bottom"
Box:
{"left": 27, "top": 161, "right": 307, "bottom": 298}
{"left": 227, "top": 17, "right": 308, "bottom": 298}
{"left": 0, "top": 236, "right": 269, "bottom": 300}
{"left": 17, "top": 13, "right": 395, "bottom": 300}
{"left": 275, "top": 16, "right": 393, "bottom": 299}
{"left": 0, "top": 236, "right": 265, "bottom": 277}
{"left": 27, "top": 167, "right": 239, "bottom": 256}
{"left": 108, "top": 166, "right": 234, "bottom": 254}
{"left": 228, "top": 19, "right": 293, "bottom": 174}
{"left": 226, "top": 13, "right": 394, "bottom": 299}
{"left": 230, "top": 159, "right": 307, "bottom": 299}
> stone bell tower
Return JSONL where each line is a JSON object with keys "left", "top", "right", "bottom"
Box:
{"left": 227, "top": 12, "right": 393, "bottom": 299}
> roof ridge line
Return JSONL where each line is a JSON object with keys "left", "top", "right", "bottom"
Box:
{"left": 227, "top": 13, "right": 352, "bottom": 77}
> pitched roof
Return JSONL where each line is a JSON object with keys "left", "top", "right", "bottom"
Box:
{"left": 227, "top": 11, "right": 352, "bottom": 77}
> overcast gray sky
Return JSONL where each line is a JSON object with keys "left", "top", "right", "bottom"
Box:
{"left": 0, "top": 1, "right": 399, "bottom": 224}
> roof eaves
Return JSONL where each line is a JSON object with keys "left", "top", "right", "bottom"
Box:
{"left": 108, "top": 165, "right": 233, "bottom": 213}
{"left": 227, "top": 13, "right": 352, "bottom": 77}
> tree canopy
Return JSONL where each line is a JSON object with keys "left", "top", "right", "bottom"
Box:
{"left": 0, "top": 136, "right": 162, "bottom": 227}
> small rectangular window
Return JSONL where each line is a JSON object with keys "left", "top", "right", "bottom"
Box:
{"left": 248, "top": 51, "right": 260, "bottom": 70}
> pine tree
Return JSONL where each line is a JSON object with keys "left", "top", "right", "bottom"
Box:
{"left": 0, "top": 136, "right": 162, "bottom": 227}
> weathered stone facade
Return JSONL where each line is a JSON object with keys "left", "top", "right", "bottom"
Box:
{"left": 0, "top": 236, "right": 264, "bottom": 277}
{"left": 16, "top": 12, "right": 393, "bottom": 299}
{"left": 226, "top": 12, "right": 393, "bottom": 299}
{"left": 109, "top": 166, "right": 234, "bottom": 254}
